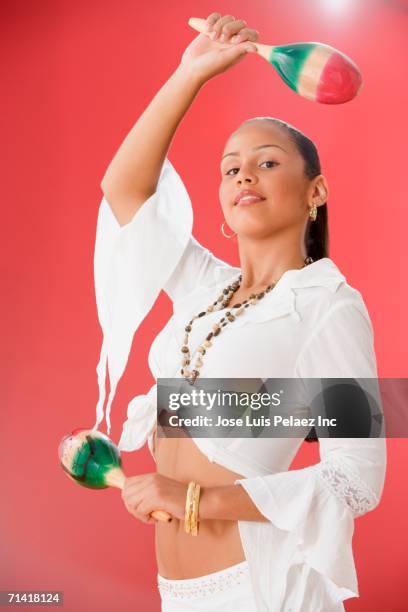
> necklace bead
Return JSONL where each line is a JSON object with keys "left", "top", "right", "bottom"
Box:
{"left": 180, "top": 258, "right": 314, "bottom": 384}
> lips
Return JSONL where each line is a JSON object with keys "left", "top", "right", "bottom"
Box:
{"left": 234, "top": 189, "right": 266, "bottom": 206}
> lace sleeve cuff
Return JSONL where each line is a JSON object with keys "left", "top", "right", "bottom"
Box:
{"left": 314, "top": 456, "right": 380, "bottom": 518}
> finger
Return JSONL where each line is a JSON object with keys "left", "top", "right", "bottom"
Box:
{"left": 210, "top": 14, "right": 235, "bottom": 40}
{"left": 230, "top": 28, "right": 260, "bottom": 45}
{"left": 138, "top": 502, "right": 164, "bottom": 523}
{"left": 219, "top": 19, "right": 247, "bottom": 43}
{"left": 219, "top": 41, "right": 258, "bottom": 58}
{"left": 205, "top": 12, "right": 221, "bottom": 32}
{"left": 125, "top": 499, "right": 150, "bottom": 523}
{"left": 122, "top": 473, "right": 155, "bottom": 495}
{"left": 139, "top": 513, "right": 156, "bottom": 524}
{"left": 133, "top": 510, "right": 152, "bottom": 524}
{"left": 124, "top": 501, "right": 143, "bottom": 521}
{"left": 121, "top": 481, "right": 151, "bottom": 506}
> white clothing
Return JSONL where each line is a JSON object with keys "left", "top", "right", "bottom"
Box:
{"left": 157, "top": 559, "right": 345, "bottom": 612}
{"left": 157, "top": 560, "right": 258, "bottom": 612}
{"left": 92, "top": 157, "right": 387, "bottom": 612}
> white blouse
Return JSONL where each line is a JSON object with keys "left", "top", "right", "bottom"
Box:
{"left": 92, "top": 157, "right": 387, "bottom": 612}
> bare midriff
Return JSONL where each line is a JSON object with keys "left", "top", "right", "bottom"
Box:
{"left": 152, "top": 293, "right": 261, "bottom": 579}
{"left": 153, "top": 428, "right": 246, "bottom": 579}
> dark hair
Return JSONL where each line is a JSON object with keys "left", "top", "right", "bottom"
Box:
{"left": 237, "top": 117, "right": 329, "bottom": 443}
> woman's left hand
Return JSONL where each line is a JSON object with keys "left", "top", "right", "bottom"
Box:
{"left": 121, "top": 473, "right": 188, "bottom": 524}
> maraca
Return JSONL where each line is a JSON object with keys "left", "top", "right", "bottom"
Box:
{"left": 188, "top": 17, "right": 362, "bottom": 104}
{"left": 58, "top": 428, "right": 172, "bottom": 522}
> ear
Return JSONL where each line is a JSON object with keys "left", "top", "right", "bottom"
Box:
{"left": 311, "top": 175, "right": 329, "bottom": 206}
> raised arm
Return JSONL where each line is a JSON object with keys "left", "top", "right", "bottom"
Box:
{"left": 93, "top": 14, "right": 260, "bottom": 434}
{"left": 100, "top": 12, "right": 258, "bottom": 226}
{"left": 100, "top": 67, "right": 202, "bottom": 226}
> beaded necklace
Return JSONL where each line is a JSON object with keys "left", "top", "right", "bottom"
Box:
{"left": 180, "top": 256, "right": 314, "bottom": 385}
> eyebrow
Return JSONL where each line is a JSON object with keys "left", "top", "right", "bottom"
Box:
{"left": 221, "top": 144, "right": 288, "bottom": 162}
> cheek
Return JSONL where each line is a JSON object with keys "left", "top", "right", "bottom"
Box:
{"left": 270, "top": 171, "right": 305, "bottom": 205}
{"left": 219, "top": 182, "right": 230, "bottom": 212}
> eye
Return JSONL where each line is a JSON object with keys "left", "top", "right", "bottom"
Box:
{"left": 225, "top": 160, "right": 279, "bottom": 175}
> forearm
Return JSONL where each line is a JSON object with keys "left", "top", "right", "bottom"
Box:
{"left": 199, "top": 484, "right": 269, "bottom": 522}
{"left": 101, "top": 64, "right": 203, "bottom": 203}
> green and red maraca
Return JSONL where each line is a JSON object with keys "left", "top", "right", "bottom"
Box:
{"left": 188, "top": 17, "right": 362, "bottom": 104}
{"left": 58, "top": 428, "right": 172, "bottom": 522}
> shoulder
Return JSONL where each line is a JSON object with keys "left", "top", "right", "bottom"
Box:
{"left": 294, "top": 263, "right": 378, "bottom": 377}
{"left": 305, "top": 294, "right": 375, "bottom": 361}
{"left": 315, "top": 282, "right": 371, "bottom": 323}
{"left": 292, "top": 258, "right": 374, "bottom": 342}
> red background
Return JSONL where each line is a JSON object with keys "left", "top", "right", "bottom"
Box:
{"left": 1, "top": 0, "right": 407, "bottom": 610}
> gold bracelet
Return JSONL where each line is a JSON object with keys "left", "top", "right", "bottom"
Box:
{"left": 184, "top": 481, "right": 196, "bottom": 534}
{"left": 190, "top": 483, "right": 201, "bottom": 536}
{"left": 184, "top": 481, "right": 201, "bottom": 535}
{"left": 184, "top": 482, "right": 194, "bottom": 534}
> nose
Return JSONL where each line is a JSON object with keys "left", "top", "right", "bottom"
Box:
{"left": 235, "top": 166, "right": 258, "bottom": 184}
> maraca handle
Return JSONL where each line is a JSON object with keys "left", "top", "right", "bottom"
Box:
{"left": 187, "top": 17, "right": 273, "bottom": 61}
{"left": 106, "top": 467, "right": 172, "bottom": 523}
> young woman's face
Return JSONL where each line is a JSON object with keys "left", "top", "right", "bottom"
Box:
{"left": 219, "top": 122, "right": 317, "bottom": 239}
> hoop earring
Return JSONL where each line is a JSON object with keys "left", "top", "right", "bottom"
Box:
{"left": 309, "top": 204, "right": 317, "bottom": 222}
{"left": 221, "top": 221, "right": 237, "bottom": 239}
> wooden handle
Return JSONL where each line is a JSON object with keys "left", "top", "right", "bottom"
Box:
{"left": 106, "top": 467, "right": 172, "bottom": 523}
{"left": 187, "top": 17, "right": 212, "bottom": 33}
{"left": 187, "top": 17, "right": 272, "bottom": 61}
{"left": 149, "top": 509, "right": 173, "bottom": 522}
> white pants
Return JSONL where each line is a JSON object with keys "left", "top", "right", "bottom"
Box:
{"left": 157, "top": 560, "right": 258, "bottom": 611}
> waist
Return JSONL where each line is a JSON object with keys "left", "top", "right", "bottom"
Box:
{"left": 155, "top": 516, "right": 245, "bottom": 578}
{"left": 157, "top": 559, "right": 250, "bottom": 600}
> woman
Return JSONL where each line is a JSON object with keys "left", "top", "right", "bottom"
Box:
{"left": 92, "top": 12, "right": 387, "bottom": 612}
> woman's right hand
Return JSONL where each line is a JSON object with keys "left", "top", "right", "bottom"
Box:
{"left": 180, "top": 12, "right": 259, "bottom": 85}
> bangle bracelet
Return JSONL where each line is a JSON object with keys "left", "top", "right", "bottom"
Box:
{"left": 184, "top": 481, "right": 201, "bottom": 535}
{"left": 190, "top": 483, "right": 201, "bottom": 536}
{"left": 184, "top": 481, "right": 196, "bottom": 534}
